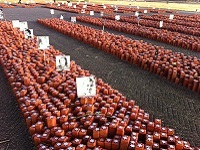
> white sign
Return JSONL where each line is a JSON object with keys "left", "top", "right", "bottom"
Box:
{"left": 115, "top": 15, "right": 120, "bottom": 20}
{"left": 24, "top": 29, "right": 33, "bottom": 39}
{"left": 71, "top": 16, "right": 76, "bottom": 23}
{"left": 61, "top": 2, "right": 64, "bottom": 4}
{"left": 76, "top": 76, "right": 96, "bottom": 98}
{"left": 103, "top": 5, "right": 106, "bottom": 9}
{"left": 60, "top": 15, "right": 64, "bottom": 20}
{"left": 73, "top": 5, "right": 76, "bottom": 8}
{"left": 81, "top": 9, "right": 85, "bottom": 14}
{"left": 19, "top": 21, "right": 28, "bottom": 31}
{"left": 68, "top": 3, "right": 72, "bottom": 7}
{"left": 135, "top": 11, "right": 139, "bottom": 17}
{"left": 56, "top": 55, "right": 70, "bottom": 71}
{"left": 58, "top": 3, "right": 60, "bottom": 6}
{"left": 137, "top": 6, "right": 139, "bottom": 9}
{"left": 12, "top": 20, "right": 20, "bottom": 28}
{"left": 159, "top": 21, "right": 163, "bottom": 28}
{"left": 169, "top": 14, "right": 174, "bottom": 20}
{"left": 0, "top": 9, "right": 3, "bottom": 20}
{"left": 100, "top": 12, "right": 103, "bottom": 17}
{"left": 144, "top": 10, "right": 147, "bottom": 13}
{"left": 83, "top": 4, "right": 87, "bottom": 8}
{"left": 90, "top": 11, "right": 94, "bottom": 16}
{"left": 37, "top": 36, "right": 50, "bottom": 50}
{"left": 50, "top": 9, "right": 54, "bottom": 14}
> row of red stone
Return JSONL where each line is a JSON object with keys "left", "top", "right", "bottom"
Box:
{"left": 0, "top": 20, "right": 199, "bottom": 149}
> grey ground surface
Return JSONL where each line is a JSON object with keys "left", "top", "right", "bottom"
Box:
{"left": 0, "top": 7, "right": 199, "bottom": 149}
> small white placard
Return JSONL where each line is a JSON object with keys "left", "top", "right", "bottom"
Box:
{"left": 37, "top": 36, "right": 50, "bottom": 50}
{"left": 103, "top": 5, "right": 106, "bottom": 9}
{"left": 73, "top": 5, "right": 76, "bottom": 8}
{"left": 90, "top": 11, "right": 94, "bottom": 16}
{"left": 76, "top": 76, "right": 96, "bottom": 98}
{"left": 58, "top": 3, "right": 60, "bottom": 6}
{"left": 60, "top": 15, "right": 64, "bottom": 20}
{"left": 83, "top": 4, "right": 87, "bottom": 8}
{"left": 24, "top": 29, "right": 33, "bottom": 39}
{"left": 169, "top": 14, "right": 174, "bottom": 20}
{"left": 111, "top": 5, "right": 113, "bottom": 7}
{"left": 115, "top": 15, "right": 120, "bottom": 20}
{"left": 71, "top": 16, "right": 76, "bottom": 22}
{"left": 137, "top": 6, "right": 139, "bottom": 9}
{"left": 12, "top": 20, "right": 20, "bottom": 28}
{"left": 159, "top": 21, "right": 163, "bottom": 28}
{"left": 0, "top": 9, "right": 3, "bottom": 19}
{"left": 135, "top": 11, "right": 139, "bottom": 17}
{"left": 50, "top": 9, "right": 54, "bottom": 14}
{"left": 100, "top": 12, "right": 103, "bottom": 17}
{"left": 144, "top": 10, "right": 147, "bottom": 13}
{"left": 19, "top": 21, "right": 28, "bottom": 31}
{"left": 68, "top": 3, "right": 72, "bottom": 7}
{"left": 56, "top": 55, "right": 70, "bottom": 71}
{"left": 81, "top": 9, "right": 85, "bottom": 14}
{"left": 61, "top": 2, "right": 64, "bottom": 4}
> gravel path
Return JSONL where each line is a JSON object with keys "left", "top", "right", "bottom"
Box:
{"left": 0, "top": 7, "right": 199, "bottom": 149}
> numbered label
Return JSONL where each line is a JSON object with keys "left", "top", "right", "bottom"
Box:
{"left": 76, "top": 76, "right": 96, "bottom": 98}
{"left": 37, "top": 36, "right": 50, "bottom": 50}
{"left": 56, "top": 55, "right": 70, "bottom": 71}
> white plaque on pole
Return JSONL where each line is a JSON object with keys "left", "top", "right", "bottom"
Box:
{"left": 159, "top": 21, "right": 163, "bottom": 28}
{"left": 71, "top": 17, "right": 76, "bottom": 23}
{"left": 115, "top": 15, "right": 120, "bottom": 21}
{"left": 100, "top": 12, "right": 103, "bottom": 17}
{"left": 90, "top": 11, "right": 94, "bottom": 16}
{"left": 135, "top": 11, "right": 139, "bottom": 17}
{"left": 56, "top": 55, "right": 70, "bottom": 71}
{"left": 12, "top": 20, "right": 20, "bottom": 28}
{"left": 0, "top": 9, "right": 3, "bottom": 20}
{"left": 50, "top": 9, "right": 54, "bottom": 14}
{"left": 37, "top": 36, "right": 50, "bottom": 50}
{"left": 19, "top": 21, "right": 28, "bottom": 31}
{"left": 81, "top": 9, "right": 85, "bottom": 14}
{"left": 68, "top": 3, "right": 72, "bottom": 6}
{"left": 76, "top": 76, "right": 96, "bottom": 98}
{"left": 169, "top": 14, "right": 174, "bottom": 20}
{"left": 60, "top": 15, "right": 64, "bottom": 20}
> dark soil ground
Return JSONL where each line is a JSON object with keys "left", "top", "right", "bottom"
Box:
{"left": 0, "top": 7, "right": 199, "bottom": 149}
